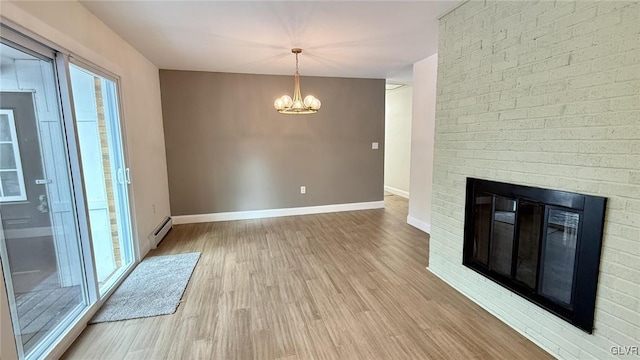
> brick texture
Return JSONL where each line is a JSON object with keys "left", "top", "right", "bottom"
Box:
{"left": 431, "top": 1, "right": 640, "bottom": 359}
{"left": 94, "top": 77, "right": 122, "bottom": 269}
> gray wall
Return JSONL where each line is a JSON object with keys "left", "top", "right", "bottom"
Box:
{"left": 160, "top": 70, "right": 385, "bottom": 216}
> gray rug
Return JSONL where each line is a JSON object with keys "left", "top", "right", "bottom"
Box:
{"left": 90, "top": 252, "right": 201, "bottom": 324}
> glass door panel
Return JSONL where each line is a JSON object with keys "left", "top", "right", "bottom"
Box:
{"left": 490, "top": 197, "right": 516, "bottom": 276}
{"left": 539, "top": 209, "right": 580, "bottom": 307}
{"left": 472, "top": 194, "right": 492, "bottom": 265}
{"left": 515, "top": 201, "right": 543, "bottom": 288}
{"left": 0, "top": 41, "right": 88, "bottom": 359}
{"left": 68, "top": 64, "right": 133, "bottom": 296}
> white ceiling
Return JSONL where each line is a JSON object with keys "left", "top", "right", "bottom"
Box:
{"left": 80, "top": 1, "right": 459, "bottom": 83}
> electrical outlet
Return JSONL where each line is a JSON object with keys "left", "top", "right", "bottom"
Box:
{"left": 300, "top": 186, "right": 306, "bottom": 194}
{"left": 372, "top": 142, "right": 379, "bottom": 150}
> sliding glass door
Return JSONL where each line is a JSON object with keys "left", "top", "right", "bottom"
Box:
{"left": 0, "top": 28, "right": 136, "bottom": 359}
{"left": 68, "top": 63, "right": 134, "bottom": 296}
{"left": 0, "top": 40, "right": 89, "bottom": 359}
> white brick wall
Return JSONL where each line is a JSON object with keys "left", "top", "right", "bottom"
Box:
{"left": 431, "top": 1, "right": 640, "bottom": 359}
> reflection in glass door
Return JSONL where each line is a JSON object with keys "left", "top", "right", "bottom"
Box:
{"left": 0, "top": 41, "right": 88, "bottom": 358}
{"left": 69, "top": 64, "right": 133, "bottom": 296}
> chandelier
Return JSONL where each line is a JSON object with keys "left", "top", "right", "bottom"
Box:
{"left": 274, "top": 48, "right": 321, "bottom": 114}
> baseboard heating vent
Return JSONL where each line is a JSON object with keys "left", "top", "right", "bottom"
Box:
{"left": 149, "top": 216, "right": 172, "bottom": 248}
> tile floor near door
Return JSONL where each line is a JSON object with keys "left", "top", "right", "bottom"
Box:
{"left": 63, "top": 195, "right": 552, "bottom": 359}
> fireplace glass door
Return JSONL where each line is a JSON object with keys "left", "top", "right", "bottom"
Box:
{"left": 463, "top": 178, "right": 606, "bottom": 333}
{"left": 471, "top": 194, "right": 580, "bottom": 308}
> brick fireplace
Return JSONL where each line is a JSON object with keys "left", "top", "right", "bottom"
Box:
{"left": 429, "top": 1, "right": 639, "bottom": 359}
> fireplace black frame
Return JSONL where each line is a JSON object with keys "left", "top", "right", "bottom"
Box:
{"left": 463, "top": 178, "right": 607, "bottom": 333}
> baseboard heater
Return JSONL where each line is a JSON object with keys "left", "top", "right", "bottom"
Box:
{"left": 149, "top": 216, "right": 172, "bottom": 248}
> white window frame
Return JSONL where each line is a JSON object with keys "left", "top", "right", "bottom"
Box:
{"left": 0, "top": 109, "right": 27, "bottom": 202}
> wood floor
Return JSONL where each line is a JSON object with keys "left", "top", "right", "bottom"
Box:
{"left": 16, "top": 273, "right": 82, "bottom": 353}
{"left": 63, "top": 195, "right": 552, "bottom": 360}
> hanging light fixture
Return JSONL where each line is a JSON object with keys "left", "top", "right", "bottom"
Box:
{"left": 274, "top": 48, "right": 321, "bottom": 114}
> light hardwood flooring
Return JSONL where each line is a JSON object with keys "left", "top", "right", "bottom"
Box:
{"left": 63, "top": 195, "right": 552, "bottom": 360}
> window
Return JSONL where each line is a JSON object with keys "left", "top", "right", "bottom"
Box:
{"left": 0, "top": 109, "right": 26, "bottom": 202}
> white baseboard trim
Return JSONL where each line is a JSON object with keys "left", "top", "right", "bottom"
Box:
{"left": 425, "top": 267, "right": 556, "bottom": 359}
{"left": 384, "top": 185, "right": 409, "bottom": 199}
{"left": 172, "top": 201, "right": 385, "bottom": 225}
{"left": 406, "top": 215, "right": 431, "bottom": 234}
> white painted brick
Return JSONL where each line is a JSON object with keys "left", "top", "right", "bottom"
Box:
{"left": 590, "top": 82, "right": 640, "bottom": 100}
{"left": 492, "top": 35, "right": 522, "bottom": 53}
{"left": 530, "top": 79, "right": 567, "bottom": 96}
{"left": 537, "top": 1, "right": 576, "bottom": 26}
{"left": 434, "top": 2, "right": 640, "bottom": 359}
{"left": 547, "top": 89, "right": 591, "bottom": 105}
{"left": 490, "top": 78, "right": 517, "bottom": 92}
{"left": 528, "top": 104, "right": 565, "bottom": 118}
{"left": 488, "top": 99, "right": 516, "bottom": 111}
{"left": 568, "top": 70, "right": 616, "bottom": 89}
{"left": 516, "top": 94, "right": 549, "bottom": 108}
{"left": 491, "top": 12, "right": 524, "bottom": 36}
{"left": 607, "top": 125, "right": 640, "bottom": 140}
{"left": 571, "top": 42, "right": 622, "bottom": 64}
{"left": 550, "top": 33, "right": 595, "bottom": 57}
{"left": 573, "top": 11, "right": 623, "bottom": 38}
{"left": 580, "top": 140, "right": 636, "bottom": 154}
{"left": 517, "top": 72, "right": 550, "bottom": 86}
{"left": 546, "top": 62, "right": 592, "bottom": 80}
{"left": 610, "top": 95, "right": 640, "bottom": 111}
{"left": 592, "top": 49, "right": 640, "bottom": 72}
{"left": 564, "top": 99, "right": 610, "bottom": 115}
{"left": 621, "top": 3, "right": 640, "bottom": 23}
{"left": 597, "top": 1, "right": 634, "bottom": 16}
{"left": 537, "top": 27, "right": 574, "bottom": 50}
{"left": 597, "top": 285, "right": 640, "bottom": 310}
{"left": 500, "top": 86, "right": 531, "bottom": 101}
{"left": 615, "top": 64, "right": 640, "bottom": 82}
{"left": 521, "top": 22, "right": 554, "bottom": 43}
{"left": 555, "top": 6, "right": 597, "bottom": 29}
{"left": 491, "top": 58, "right": 518, "bottom": 73}
{"left": 520, "top": 1, "right": 555, "bottom": 21}
{"left": 457, "top": 114, "right": 476, "bottom": 124}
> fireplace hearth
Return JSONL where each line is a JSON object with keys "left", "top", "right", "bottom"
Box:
{"left": 463, "top": 178, "right": 606, "bottom": 333}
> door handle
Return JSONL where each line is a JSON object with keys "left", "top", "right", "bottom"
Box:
{"left": 125, "top": 168, "right": 131, "bottom": 185}
{"left": 35, "top": 179, "right": 53, "bottom": 185}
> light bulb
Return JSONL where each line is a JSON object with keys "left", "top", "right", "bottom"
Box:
{"left": 282, "top": 95, "right": 293, "bottom": 108}
{"left": 311, "top": 99, "right": 321, "bottom": 110}
{"left": 304, "top": 95, "right": 316, "bottom": 107}
{"left": 274, "top": 97, "right": 285, "bottom": 110}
